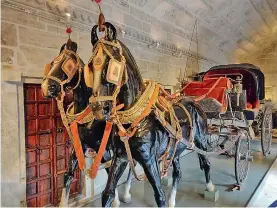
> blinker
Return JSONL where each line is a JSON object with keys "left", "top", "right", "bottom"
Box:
{"left": 93, "top": 46, "right": 105, "bottom": 71}
{"left": 106, "top": 59, "right": 124, "bottom": 85}
{"left": 44, "top": 63, "right": 51, "bottom": 76}
{"left": 62, "top": 57, "right": 78, "bottom": 81}
{"left": 84, "top": 64, "right": 94, "bottom": 88}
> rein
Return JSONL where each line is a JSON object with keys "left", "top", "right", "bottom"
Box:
{"left": 84, "top": 39, "right": 196, "bottom": 181}
{"left": 43, "top": 49, "right": 82, "bottom": 94}
{"left": 88, "top": 38, "right": 127, "bottom": 105}
{"left": 44, "top": 39, "right": 195, "bottom": 181}
{"left": 43, "top": 49, "right": 114, "bottom": 179}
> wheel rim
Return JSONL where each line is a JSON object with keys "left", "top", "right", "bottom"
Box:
{"left": 261, "top": 108, "right": 272, "bottom": 156}
{"left": 235, "top": 133, "right": 250, "bottom": 185}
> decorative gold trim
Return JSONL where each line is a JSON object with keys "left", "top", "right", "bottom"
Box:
{"left": 117, "top": 80, "right": 158, "bottom": 123}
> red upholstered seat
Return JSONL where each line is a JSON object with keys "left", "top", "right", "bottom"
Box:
{"left": 183, "top": 77, "right": 233, "bottom": 112}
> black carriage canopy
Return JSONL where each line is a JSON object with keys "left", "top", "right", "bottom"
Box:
{"left": 203, "top": 63, "right": 265, "bottom": 109}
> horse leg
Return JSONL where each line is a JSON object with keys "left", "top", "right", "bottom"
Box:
{"left": 141, "top": 156, "right": 166, "bottom": 207}
{"left": 168, "top": 156, "right": 182, "bottom": 208}
{"left": 121, "top": 167, "right": 133, "bottom": 203}
{"left": 112, "top": 189, "right": 120, "bottom": 208}
{"left": 198, "top": 154, "right": 214, "bottom": 192}
{"left": 102, "top": 153, "right": 128, "bottom": 207}
{"left": 102, "top": 150, "right": 121, "bottom": 208}
{"left": 60, "top": 149, "right": 78, "bottom": 207}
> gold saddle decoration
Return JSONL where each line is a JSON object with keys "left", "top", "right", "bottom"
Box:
{"left": 117, "top": 79, "right": 158, "bottom": 124}
{"left": 66, "top": 102, "right": 95, "bottom": 124}
{"left": 117, "top": 79, "right": 181, "bottom": 140}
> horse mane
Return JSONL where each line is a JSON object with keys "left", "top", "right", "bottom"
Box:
{"left": 118, "top": 40, "right": 143, "bottom": 86}
{"left": 113, "top": 40, "right": 143, "bottom": 108}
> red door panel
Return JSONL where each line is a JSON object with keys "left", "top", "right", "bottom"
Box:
{"left": 24, "top": 84, "right": 81, "bottom": 207}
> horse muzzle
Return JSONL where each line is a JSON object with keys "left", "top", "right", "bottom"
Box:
{"left": 41, "top": 80, "right": 61, "bottom": 98}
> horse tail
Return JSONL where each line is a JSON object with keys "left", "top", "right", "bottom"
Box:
{"left": 192, "top": 101, "right": 208, "bottom": 135}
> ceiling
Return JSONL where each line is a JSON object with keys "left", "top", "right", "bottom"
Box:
{"left": 129, "top": 0, "right": 277, "bottom": 60}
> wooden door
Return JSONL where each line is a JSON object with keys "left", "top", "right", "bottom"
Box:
{"left": 24, "top": 84, "right": 81, "bottom": 207}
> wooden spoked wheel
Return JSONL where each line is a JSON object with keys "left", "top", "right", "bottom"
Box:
{"left": 261, "top": 107, "right": 273, "bottom": 156}
{"left": 235, "top": 132, "right": 251, "bottom": 185}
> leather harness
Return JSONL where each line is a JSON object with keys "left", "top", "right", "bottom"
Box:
{"left": 43, "top": 39, "right": 194, "bottom": 180}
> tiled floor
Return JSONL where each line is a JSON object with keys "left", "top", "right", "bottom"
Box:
{"left": 85, "top": 139, "right": 277, "bottom": 207}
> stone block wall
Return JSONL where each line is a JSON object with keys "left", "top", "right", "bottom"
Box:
{"left": 1, "top": 0, "right": 228, "bottom": 87}
{"left": 236, "top": 43, "right": 277, "bottom": 106}
{"left": 1, "top": 0, "right": 229, "bottom": 206}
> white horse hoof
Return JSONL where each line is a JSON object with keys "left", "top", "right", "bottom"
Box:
{"left": 59, "top": 203, "right": 68, "bottom": 208}
{"left": 121, "top": 193, "right": 132, "bottom": 203}
{"left": 59, "top": 200, "right": 68, "bottom": 207}
{"left": 206, "top": 182, "right": 215, "bottom": 192}
{"left": 169, "top": 203, "right": 175, "bottom": 208}
{"left": 112, "top": 200, "right": 120, "bottom": 208}
{"left": 59, "top": 189, "right": 69, "bottom": 207}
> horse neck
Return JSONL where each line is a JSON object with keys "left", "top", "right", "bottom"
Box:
{"left": 115, "top": 41, "right": 143, "bottom": 109}
{"left": 118, "top": 64, "right": 143, "bottom": 110}
{"left": 72, "top": 72, "right": 90, "bottom": 114}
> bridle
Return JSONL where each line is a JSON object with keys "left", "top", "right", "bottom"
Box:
{"left": 43, "top": 49, "right": 82, "bottom": 102}
{"left": 87, "top": 38, "right": 128, "bottom": 112}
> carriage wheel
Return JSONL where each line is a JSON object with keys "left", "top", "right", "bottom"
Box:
{"left": 235, "top": 132, "right": 251, "bottom": 185}
{"left": 261, "top": 107, "right": 273, "bottom": 156}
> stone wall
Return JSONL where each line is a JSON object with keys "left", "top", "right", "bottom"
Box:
{"left": 253, "top": 43, "right": 277, "bottom": 105}
{"left": 235, "top": 43, "right": 277, "bottom": 106}
{"left": 1, "top": 0, "right": 229, "bottom": 206}
{"left": 1, "top": 0, "right": 228, "bottom": 86}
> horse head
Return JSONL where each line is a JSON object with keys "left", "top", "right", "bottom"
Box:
{"left": 85, "top": 22, "right": 131, "bottom": 120}
{"left": 41, "top": 39, "right": 83, "bottom": 99}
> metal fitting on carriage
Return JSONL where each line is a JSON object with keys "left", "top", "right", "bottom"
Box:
{"left": 233, "top": 76, "right": 243, "bottom": 106}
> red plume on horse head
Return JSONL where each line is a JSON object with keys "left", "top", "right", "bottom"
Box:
{"left": 66, "top": 27, "right": 72, "bottom": 35}
{"left": 91, "top": 0, "right": 105, "bottom": 32}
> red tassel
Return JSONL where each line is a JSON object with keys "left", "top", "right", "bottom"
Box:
{"left": 66, "top": 27, "right": 72, "bottom": 34}
{"left": 94, "top": 0, "right": 102, "bottom": 3}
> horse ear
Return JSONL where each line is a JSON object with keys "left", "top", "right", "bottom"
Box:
{"left": 91, "top": 25, "right": 99, "bottom": 46}
{"left": 60, "top": 43, "right": 66, "bottom": 54}
{"left": 66, "top": 39, "right": 78, "bottom": 53}
{"left": 104, "top": 22, "right": 117, "bottom": 41}
{"left": 70, "top": 41, "right": 78, "bottom": 53}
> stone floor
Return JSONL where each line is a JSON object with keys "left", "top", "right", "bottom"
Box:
{"left": 85, "top": 139, "right": 277, "bottom": 207}
{"left": 247, "top": 157, "right": 277, "bottom": 207}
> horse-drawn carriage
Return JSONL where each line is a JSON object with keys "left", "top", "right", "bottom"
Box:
{"left": 180, "top": 63, "right": 273, "bottom": 185}
{"left": 41, "top": 6, "right": 274, "bottom": 204}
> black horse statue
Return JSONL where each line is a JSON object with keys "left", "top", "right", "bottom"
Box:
{"left": 41, "top": 39, "right": 133, "bottom": 207}
{"left": 88, "top": 22, "right": 214, "bottom": 207}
